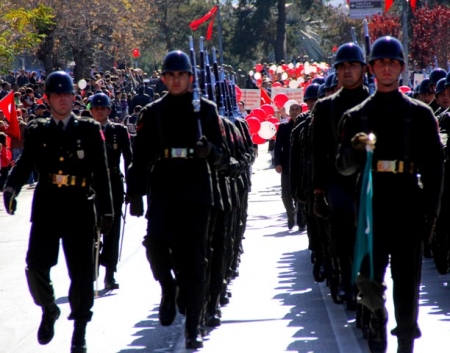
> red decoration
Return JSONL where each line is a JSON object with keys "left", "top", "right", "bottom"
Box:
{"left": 332, "top": 46, "right": 338, "bottom": 53}
{"left": 260, "top": 104, "right": 275, "bottom": 117}
{"left": 250, "top": 108, "right": 266, "bottom": 122}
{"left": 132, "top": 48, "right": 140, "bottom": 58}
{"left": 255, "top": 63, "right": 263, "bottom": 72}
{"left": 189, "top": 5, "right": 218, "bottom": 40}
{"left": 273, "top": 93, "right": 289, "bottom": 109}
{"left": 252, "top": 133, "right": 266, "bottom": 145}
{"left": 235, "top": 85, "right": 242, "bottom": 102}
{"left": 245, "top": 117, "right": 261, "bottom": 135}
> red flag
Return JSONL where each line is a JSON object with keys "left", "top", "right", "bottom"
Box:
{"left": 385, "top": 0, "right": 394, "bottom": 12}
{"left": 189, "top": 6, "right": 218, "bottom": 41}
{"left": 410, "top": 0, "right": 416, "bottom": 10}
{"left": 260, "top": 87, "right": 272, "bottom": 105}
{"left": 0, "top": 91, "right": 20, "bottom": 141}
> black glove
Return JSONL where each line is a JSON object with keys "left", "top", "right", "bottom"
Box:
{"left": 313, "top": 193, "right": 330, "bottom": 219}
{"left": 3, "top": 187, "right": 17, "bottom": 215}
{"left": 194, "top": 136, "right": 212, "bottom": 159}
{"left": 100, "top": 214, "right": 114, "bottom": 234}
{"left": 424, "top": 214, "right": 437, "bottom": 244}
{"left": 129, "top": 195, "right": 144, "bottom": 217}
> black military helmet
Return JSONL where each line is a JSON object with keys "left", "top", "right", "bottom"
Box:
{"left": 331, "top": 74, "right": 338, "bottom": 88}
{"left": 418, "top": 79, "right": 433, "bottom": 94}
{"left": 162, "top": 50, "right": 192, "bottom": 74}
{"left": 318, "top": 83, "right": 326, "bottom": 98}
{"left": 369, "top": 36, "right": 404, "bottom": 64}
{"left": 444, "top": 71, "right": 450, "bottom": 88}
{"left": 312, "top": 77, "right": 325, "bottom": 85}
{"left": 45, "top": 71, "right": 74, "bottom": 95}
{"left": 304, "top": 83, "right": 320, "bottom": 101}
{"left": 90, "top": 92, "right": 111, "bottom": 108}
{"left": 334, "top": 43, "right": 366, "bottom": 68}
{"left": 429, "top": 68, "right": 447, "bottom": 86}
{"left": 435, "top": 78, "right": 447, "bottom": 95}
{"left": 324, "top": 74, "right": 335, "bottom": 89}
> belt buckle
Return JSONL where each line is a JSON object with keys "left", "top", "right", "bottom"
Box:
{"left": 377, "top": 160, "right": 397, "bottom": 173}
{"left": 171, "top": 148, "right": 187, "bottom": 158}
{"left": 52, "top": 174, "right": 69, "bottom": 186}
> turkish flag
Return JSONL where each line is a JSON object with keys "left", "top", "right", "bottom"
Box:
{"left": 260, "top": 87, "right": 272, "bottom": 105}
{"left": 385, "top": 0, "right": 394, "bottom": 12}
{"left": 0, "top": 91, "right": 20, "bottom": 141}
{"left": 189, "top": 6, "right": 218, "bottom": 40}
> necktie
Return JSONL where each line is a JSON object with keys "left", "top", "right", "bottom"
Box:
{"left": 58, "top": 121, "right": 64, "bottom": 131}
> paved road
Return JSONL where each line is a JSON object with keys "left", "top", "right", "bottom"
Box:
{"left": 1, "top": 144, "right": 450, "bottom": 353}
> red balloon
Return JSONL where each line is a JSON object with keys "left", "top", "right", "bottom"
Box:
{"left": 245, "top": 117, "right": 261, "bottom": 135}
{"left": 273, "top": 93, "right": 289, "bottom": 109}
{"left": 256, "top": 78, "right": 262, "bottom": 88}
{"left": 235, "top": 85, "right": 242, "bottom": 102}
{"left": 266, "top": 116, "right": 279, "bottom": 125}
{"left": 260, "top": 104, "right": 275, "bottom": 117}
{"left": 272, "top": 82, "right": 282, "bottom": 88}
{"left": 255, "top": 63, "right": 263, "bottom": 72}
{"left": 250, "top": 108, "right": 266, "bottom": 122}
{"left": 252, "top": 133, "right": 266, "bottom": 144}
{"left": 282, "top": 64, "right": 288, "bottom": 71}
{"left": 274, "top": 122, "right": 280, "bottom": 131}
{"left": 300, "top": 102, "right": 308, "bottom": 113}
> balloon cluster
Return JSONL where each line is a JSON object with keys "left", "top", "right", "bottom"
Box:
{"left": 245, "top": 104, "right": 280, "bottom": 144}
{"left": 251, "top": 61, "right": 330, "bottom": 89}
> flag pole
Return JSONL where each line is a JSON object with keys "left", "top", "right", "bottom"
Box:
{"left": 216, "top": 0, "right": 224, "bottom": 66}
{"left": 401, "top": 0, "right": 409, "bottom": 85}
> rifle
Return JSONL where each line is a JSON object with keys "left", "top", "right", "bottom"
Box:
{"left": 351, "top": 26, "right": 358, "bottom": 45}
{"left": 94, "top": 228, "right": 101, "bottom": 297}
{"left": 119, "top": 202, "right": 128, "bottom": 262}
{"left": 205, "top": 48, "right": 216, "bottom": 104}
{"left": 363, "top": 19, "right": 376, "bottom": 94}
{"left": 189, "top": 36, "right": 203, "bottom": 139}
{"left": 199, "top": 37, "right": 207, "bottom": 99}
{"left": 220, "top": 68, "right": 234, "bottom": 120}
{"left": 212, "top": 47, "right": 225, "bottom": 116}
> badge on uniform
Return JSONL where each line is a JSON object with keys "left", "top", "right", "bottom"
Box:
{"left": 113, "top": 143, "right": 118, "bottom": 150}
{"left": 77, "top": 150, "right": 85, "bottom": 159}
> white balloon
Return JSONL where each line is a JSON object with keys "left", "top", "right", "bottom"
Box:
{"left": 276, "top": 66, "right": 284, "bottom": 73}
{"left": 284, "top": 99, "right": 299, "bottom": 112}
{"left": 288, "top": 62, "right": 294, "bottom": 69}
{"left": 249, "top": 70, "right": 254, "bottom": 76}
{"left": 288, "top": 80, "right": 299, "bottom": 89}
{"left": 258, "top": 121, "right": 277, "bottom": 139}
{"left": 254, "top": 72, "right": 262, "bottom": 80}
{"left": 78, "top": 79, "right": 87, "bottom": 90}
{"left": 270, "top": 64, "right": 277, "bottom": 72}
{"left": 281, "top": 72, "right": 288, "bottom": 80}
{"left": 297, "top": 77, "right": 305, "bottom": 83}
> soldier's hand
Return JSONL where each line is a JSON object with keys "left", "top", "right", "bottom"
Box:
{"left": 275, "top": 165, "right": 282, "bottom": 174}
{"left": 424, "top": 214, "right": 437, "bottom": 244}
{"left": 3, "top": 187, "right": 17, "bottom": 215}
{"left": 313, "top": 193, "right": 329, "bottom": 219}
{"left": 351, "top": 133, "right": 376, "bottom": 151}
{"left": 100, "top": 214, "right": 114, "bottom": 234}
{"left": 129, "top": 195, "right": 144, "bottom": 217}
{"left": 194, "top": 136, "right": 212, "bottom": 159}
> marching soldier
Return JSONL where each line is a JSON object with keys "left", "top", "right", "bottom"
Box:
{"left": 428, "top": 68, "right": 447, "bottom": 113}
{"left": 89, "top": 92, "right": 133, "bottom": 290}
{"left": 2, "top": 71, "right": 113, "bottom": 353}
{"left": 337, "top": 36, "right": 444, "bottom": 353}
{"left": 311, "top": 42, "right": 370, "bottom": 308}
{"left": 126, "top": 50, "right": 227, "bottom": 349}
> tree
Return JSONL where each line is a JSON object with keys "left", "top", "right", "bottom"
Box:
{"left": 368, "top": 13, "right": 401, "bottom": 43}
{"left": 410, "top": 5, "right": 450, "bottom": 68}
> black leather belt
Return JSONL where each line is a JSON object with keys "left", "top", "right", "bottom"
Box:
{"left": 373, "top": 160, "right": 415, "bottom": 174}
{"left": 40, "top": 173, "right": 90, "bottom": 188}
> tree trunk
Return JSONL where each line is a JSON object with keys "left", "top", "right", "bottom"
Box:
{"left": 274, "top": 0, "right": 287, "bottom": 63}
{"left": 36, "top": 29, "right": 55, "bottom": 75}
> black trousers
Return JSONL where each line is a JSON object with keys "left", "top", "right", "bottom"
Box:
{"left": 144, "top": 200, "right": 211, "bottom": 311}
{"left": 26, "top": 220, "right": 95, "bottom": 321}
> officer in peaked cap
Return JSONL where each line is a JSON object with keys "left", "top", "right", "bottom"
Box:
{"left": 337, "top": 36, "right": 444, "bottom": 353}
{"left": 126, "top": 50, "right": 228, "bottom": 349}
{"left": 3, "top": 71, "right": 114, "bottom": 353}
{"left": 89, "top": 92, "right": 132, "bottom": 291}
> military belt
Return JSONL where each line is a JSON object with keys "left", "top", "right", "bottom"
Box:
{"left": 40, "top": 173, "right": 89, "bottom": 188}
{"left": 160, "top": 148, "right": 195, "bottom": 159}
{"left": 373, "top": 160, "right": 415, "bottom": 174}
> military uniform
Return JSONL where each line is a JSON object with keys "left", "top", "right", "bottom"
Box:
{"left": 338, "top": 88, "right": 444, "bottom": 349}
{"left": 4, "top": 113, "right": 113, "bottom": 328}
{"left": 99, "top": 121, "right": 132, "bottom": 285}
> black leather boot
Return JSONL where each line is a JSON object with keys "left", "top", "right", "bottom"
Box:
{"left": 367, "top": 308, "right": 388, "bottom": 353}
{"left": 205, "top": 294, "right": 221, "bottom": 327}
{"left": 397, "top": 338, "right": 414, "bottom": 353}
{"left": 70, "top": 320, "right": 87, "bottom": 353}
{"left": 159, "top": 279, "right": 177, "bottom": 326}
{"left": 104, "top": 267, "right": 119, "bottom": 290}
{"left": 185, "top": 309, "right": 203, "bottom": 349}
{"left": 37, "top": 302, "right": 60, "bottom": 345}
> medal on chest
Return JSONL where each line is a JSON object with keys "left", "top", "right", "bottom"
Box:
{"left": 76, "top": 139, "right": 85, "bottom": 159}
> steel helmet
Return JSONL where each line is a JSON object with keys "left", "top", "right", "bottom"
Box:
{"left": 334, "top": 43, "right": 366, "bottom": 68}
{"left": 418, "top": 79, "right": 433, "bottom": 94}
{"left": 162, "top": 50, "right": 193, "bottom": 74}
{"left": 312, "top": 77, "right": 325, "bottom": 85}
{"left": 444, "top": 71, "right": 450, "bottom": 88}
{"left": 324, "top": 74, "right": 335, "bottom": 89}
{"left": 435, "top": 78, "right": 447, "bottom": 95}
{"left": 318, "top": 83, "right": 326, "bottom": 98}
{"left": 429, "top": 68, "right": 447, "bottom": 86}
{"left": 369, "top": 36, "right": 404, "bottom": 64}
{"left": 45, "top": 71, "right": 74, "bottom": 94}
{"left": 90, "top": 92, "right": 111, "bottom": 108}
{"left": 303, "top": 83, "right": 320, "bottom": 101}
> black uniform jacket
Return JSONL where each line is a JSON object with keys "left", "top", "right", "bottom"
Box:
{"left": 337, "top": 90, "right": 444, "bottom": 218}
{"left": 127, "top": 92, "right": 227, "bottom": 206}
{"left": 6, "top": 114, "right": 113, "bottom": 224}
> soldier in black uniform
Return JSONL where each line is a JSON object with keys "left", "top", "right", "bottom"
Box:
{"left": 428, "top": 68, "right": 447, "bottom": 113}
{"left": 311, "top": 43, "right": 370, "bottom": 308}
{"left": 89, "top": 92, "right": 132, "bottom": 290}
{"left": 126, "top": 50, "right": 227, "bottom": 349}
{"left": 337, "top": 36, "right": 444, "bottom": 353}
{"left": 2, "top": 71, "right": 113, "bottom": 353}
